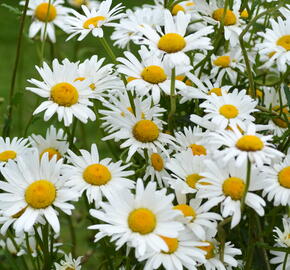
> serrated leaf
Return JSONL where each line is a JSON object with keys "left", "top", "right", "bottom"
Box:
{"left": 284, "top": 84, "right": 290, "bottom": 108}
{"left": 1, "top": 4, "right": 21, "bottom": 15}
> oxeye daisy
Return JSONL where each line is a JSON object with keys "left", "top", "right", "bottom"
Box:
{"left": 0, "top": 149, "right": 78, "bottom": 234}
{"left": 273, "top": 217, "right": 290, "bottom": 248}
{"left": 54, "top": 253, "right": 82, "bottom": 270}
{"left": 102, "top": 102, "right": 175, "bottom": 161}
{"left": 138, "top": 10, "right": 213, "bottom": 67}
{"left": 209, "top": 124, "right": 284, "bottom": 167}
{"left": 64, "top": 144, "right": 134, "bottom": 207}
{"left": 89, "top": 179, "right": 184, "bottom": 257}
{"left": 257, "top": 17, "right": 290, "bottom": 72}
{"left": 22, "top": 0, "right": 70, "bottom": 42}
{"left": 117, "top": 46, "right": 191, "bottom": 104}
{"left": 26, "top": 58, "right": 96, "bottom": 126}
{"left": 65, "top": 0, "right": 124, "bottom": 41}
{"left": 0, "top": 137, "right": 29, "bottom": 166}
{"left": 165, "top": 150, "right": 207, "bottom": 203}
{"left": 144, "top": 149, "right": 171, "bottom": 188}
{"left": 270, "top": 250, "right": 290, "bottom": 270}
{"left": 259, "top": 154, "right": 290, "bottom": 206}
{"left": 195, "top": 0, "right": 243, "bottom": 46}
{"left": 138, "top": 229, "right": 207, "bottom": 270}
{"left": 173, "top": 198, "right": 221, "bottom": 241}
{"left": 196, "top": 159, "right": 266, "bottom": 228}
{"left": 29, "top": 125, "right": 69, "bottom": 161}
{"left": 198, "top": 89, "right": 258, "bottom": 131}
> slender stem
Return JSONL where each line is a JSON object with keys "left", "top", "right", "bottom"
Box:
{"left": 283, "top": 252, "right": 289, "bottom": 270}
{"left": 2, "top": 0, "right": 30, "bottom": 137}
{"left": 245, "top": 212, "right": 255, "bottom": 270}
{"left": 40, "top": 0, "right": 52, "bottom": 63}
{"left": 66, "top": 215, "right": 76, "bottom": 257}
{"left": 41, "top": 223, "right": 51, "bottom": 270}
{"left": 217, "top": 217, "right": 232, "bottom": 262}
{"left": 241, "top": 158, "right": 251, "bottom": 212}
{"left": 168, "top": 68, "right": 176, "bottom": 133}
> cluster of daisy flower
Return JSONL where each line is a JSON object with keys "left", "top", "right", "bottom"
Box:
{"left": 1, "top": 0, "right": 290, "bottom": 269}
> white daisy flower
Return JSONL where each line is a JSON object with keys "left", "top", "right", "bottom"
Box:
{"left": 257, "top": 17, "right": 290, "bottom": 72}
{"left": 273, "top": 217, "right": 290, "bottom": 247}
{"left": 173, "top": 198, "right": 221, "bottom": 240}
{"left": 165, "top": 150, "right": 207, "bottom": 203}
{"left": 29, "top": 125, "right": 69, "bottom": 161}
{"left": 26, "top": 58, "right": 96, "bottom": 126}
{"left": 259, "top": 154, "right": 290, "bottom": 206}
{"left": 270, "top": 250, "right": 290, "bottom": 270}
{"left": 55, "top": 253, "right": 82, "bottom": 270}
{"left": 102, "top": 102, "right": 176, "bottom": 161}
{"left": 144, "top": 149, "right": 171, "bottom": 188}
{"left": 138, "top": 10, "right": 213, "bottom": 67}
{"left": 0, "top": 149, "right": 78, "bottom": 233}
{"left": 209, "top": 123, "right": 284, "bottom": 167}
{"left": 195, "top": 0, "right": 243, "bottom": 46}
{"left": 139, "top": 229, "right": 207, "bottom": 270}
{"left": 0, "top": 137, "right": 29, "bottom": 166}
{"left": 65, "top": 144, "right": 134, "bottom": 207}
{"left": 22, "top": 0, "right": 70, "bottom": 42}
{"left": 89, "top": 179, "right": 184, "bottom": 257}
{"left": 196, "top": 159, "right": 266, "bottom": 228}
{"left": 65, "top": 0, "right": 124, "bottom": 41}
{"left": 198, "top": 89, "right": 258, "bottom": 131}
{"left": 68, "top": 0, "right": 100, "bottom": 10}
{"left": 77, "top": 55, "right": 122, "bottom": 99}
{"left": 117, "top": 46, "right": 191, "bottom": 104}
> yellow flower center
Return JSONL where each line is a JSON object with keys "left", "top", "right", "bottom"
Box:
{"left": 160, "top": 236, "right": 179, "bottom": 254}
{"left": 40, "top": 148, "right": 62, "bottom": 161}
{"left": 132, "top": 120, "right": 159, "bottom": 143}
{"left": 213, "top": 56, "right": 231, "bottom": 67}
{"left": 272, "top": 106, "right": 289, "bottom": 128}
{"left": 0, "top": 150, "right": 17, "bottom": 162}
{"left": 25, "top": 180, "right": 56, "bottom": 209}
{"left": 219, "top": 104, "right": 239, "bottom": 119}
{"left": 277, "top": 35, "right": 290, "bottom": 51}
{"left": 171, "top": 4, "right": 185, "bottom": 16}
{"left": 255, "top": 89, "right": 263, "bottom": 98}
{"left": 35, "top": 3, "right": 57, "bottom": 22}
{"left": 12, "top": 207, "right": 27, "bottom": 219}
{"left": 175, "top": 75, "right": 192, "bottom": 86}
{"left": 240, "top": 9, "right": 249, "bottom": 19}
{"left": 212, "top": 8, "right": 237, "bottom": 26}
{"left": 83, "top": 16, "right": 106, "bottom": 29}
{"left": 208, "top": 88, "right": 222, "bottom": 96}
{"left": 128, "top": 208, "right": 156, "bottom": 234}
{"left": 173, "top": 204, "right": 196, "bottom": 221}
{"left": 51, "top": 82, "right": 79, "bottom": 107}
{"left": 268, "top": 51, "right": 276, "bottom": 58}
{"left": 236, "top": 135, "right": 264, "bottom": 152}
{"left": 186, "top": 173, "right": 204, "bottom": 189}
{"left": 127, "top": 77, "right": 137, "bottom": 83}
{"left": 141, "top": 65, "right": 167, "bottom": 84}
{"left": 222, "top": 177, "right": 245, "bottom": 200}
{"left": 65, "top": 268, "right": 75, "bottom": 270}
{"left": 150, "top": 153, "right": 164, "bottom": 171}
{"left": 83, "top": 164, "right": 112, "bottom": 186}
{"left": 198, "top": 241, "right": 215, "bottom": 259}
{"left": 189, "top": 144, "right": 207, "bottom": 156}
{"left": 278, "top": 166, "right": 290, "bottom": 189}
{"left": 158, "top": 33, "right": 186, "bottom": 53}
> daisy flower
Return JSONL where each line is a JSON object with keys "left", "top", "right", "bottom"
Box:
{"left": 55, "top": 253, "right": 82, "bottom": 270}
{"left": 259, "top": 154, "right": 290, "bottom": 206}
{"left": 29, "top": 125, "right": 69, "bottom": 161}
{"left": 0, "top": 137, "right": 29, "bottom": 166}
{"left": 144, "top": 149, "right": 171, "bottom": 188}
{"left": 138, "top": 229, "right": 207, "bottom": 270}
{"left": 196, "top": 159, "right": 266, "bottom": 228}
{"left": 270, "top": 250, "right": 290, "bottom": 270}
{"left": 68, "top": 0, "right": 100, "bottom": 10}
{"left": 257, "top": 17, "right": 290, "bottom": 72}
{"left": 0, "top": 149, "right": 78, "bottom": 233}
{"left": 117, "top": 46, "right": 191, "bottom": 104}
{"left": 23, "top": 0, "right": 70, "bottom": 42}
{"left": 173, "top": 198, "right": 221, "bottom": 240}
{"left": 64, "top": 144, "right": 134, "bottom": 207}
{"left": 273, "top": 217, "right": 290, "bottom": 248}
{"left": 165, "top": 150, "right": 207, "bottom": 203}
{"left": 138, "top": 10, "right": 213, "bottom": 67}
{"left": 65, "top": 0, "right": 124, "bottom": 41}
{"left": 199, "top": 89, "right": 258, "bottom": 131}
{"left": 209, "top": 123, "right": 284, "bottom": 167}
{"left": 195, "top": 0, "right": 243, "bottom": 46}
{"left": 89, "top": 179, "right": 184, "bottom": 257}
{"left": 102, "top": 102, "right": 175, "bottom": 161}
{"left": 26, "top": 58, "right": 96, "bottom": 126}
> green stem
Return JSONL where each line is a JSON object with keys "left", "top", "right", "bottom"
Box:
{"left": 66, "top": 215, "right": 76, "bottom": 257}
{"left": 245, "top": 212, "right": 255, "bottom": 270}
{"left": 168, "top": 68, "right": 176, "bottom": 133}
{"left": 40, "top": 0, "right": 52, "bottom": 63}
{"left": 283, "top": 252, "right": 289, "bottom": 270}
{"left": 2, "top": 0, "right": 30, "bottom": 137}
{"left": 240, "top": 158, "right": 251, "bottom": 212}
{"left": 41, "top": 223, "right": 51, "bottom": 270}
{"left": 217, "top": 217, "right": 232, "bottom": 262}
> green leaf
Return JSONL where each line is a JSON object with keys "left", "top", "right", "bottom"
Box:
{"left": 284, "top": 84, "right": 290, "bottom": 108}
{"left": 1, "top": 4, "right": 21, "bottom": 15}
